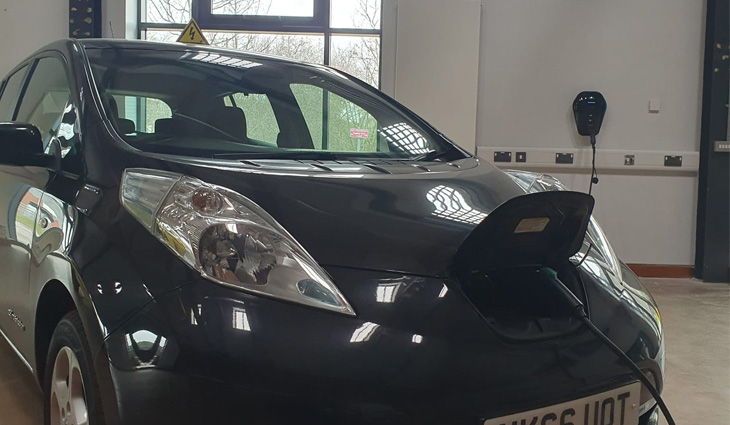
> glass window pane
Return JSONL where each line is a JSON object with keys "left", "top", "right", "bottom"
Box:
{"left": 15, "top": 58, "right": 83, "bottom": 172}
{"left": 146, "top": 98, "right": 173, "bottom": 133}
{"left": 330, "top": 35, "right": 380, "bottom": 87}
{"left": 204, "top": 32, "right": 325, "bottom": 64}
{"left": 331, "top": 0, "right": 381, "bottom": 29}
{"left": 144, "top": 29, "right": 181, "bottom": 43}
{"left": 16, "top": 58, "right": 72, "bottom": 144}
{"left": 230, "top": 93, "right": 279, "bottom": 145}
{"left": 291, "top": 83, "right": 380, "bottom": 153}
{"left": 111, "top": 95, "right": 172, "bottom": 134}
{"left": 0, "top": 66, "right": 28, "bottom": 121}
{"left": 327, "top": 92, "right": 378, "bottom": 152}
{"left": 112, "top": 94, "right": 139, "bottom": 127}
{"left": 290, "top": 84, "right": 323, "bottom": 149}
{"left": 211, "top": 0, "right": 314, "bottom": 17}
{"left": 85, "top": 48, "right": 454, "bottom": 160}
{"left": 144, "top": 0, "right": 191, "bottom": 24}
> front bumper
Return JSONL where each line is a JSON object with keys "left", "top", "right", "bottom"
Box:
{"left": 107, "top": 364, "right": 661, "bottom": 425}
{"left": 100, "top": 266, "right": 664, "bottom": 425}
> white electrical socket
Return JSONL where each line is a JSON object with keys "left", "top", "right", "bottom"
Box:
{"left": 649, "top": 99, "right": 661, "bottom": 113}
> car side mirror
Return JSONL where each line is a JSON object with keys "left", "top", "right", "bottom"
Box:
{"left": 0, "top": 123, "right": 54, "bottom": 167}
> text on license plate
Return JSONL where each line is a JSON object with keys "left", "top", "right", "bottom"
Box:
{"left": 483, "top": 382, "right": 641, "bottom": 425}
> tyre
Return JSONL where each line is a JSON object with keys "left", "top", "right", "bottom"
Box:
{"left": 44, "top": 311, "right": 105, "bottom": 425}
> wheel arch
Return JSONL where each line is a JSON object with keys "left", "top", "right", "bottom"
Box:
{"left": 34, "top": 279, "right": 76, "bottom": 383}
{"left": 33, "top": 275, "right": 122, "bottom": 425}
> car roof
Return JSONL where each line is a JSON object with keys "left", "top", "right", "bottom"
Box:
{"left": 2, "top": 38, "right": 338, "bottom": 84}
{"left": 77, "top": 38, "right": 315, "bottom": 66}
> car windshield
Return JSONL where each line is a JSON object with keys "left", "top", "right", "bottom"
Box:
{"left": 85, "top": 46, "right": 461, "bottom": 161}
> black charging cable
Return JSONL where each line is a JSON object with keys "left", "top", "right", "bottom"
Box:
{"left": 537, "top": 267, "right": 675, "bottom": 425}
{"left": 589, "top": 134, "right": 599, "bottom": 195}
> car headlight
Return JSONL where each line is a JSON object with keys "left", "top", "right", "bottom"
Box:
{"left": 503, "top": 170, "right": 622, "bottom": 279}
{"left": 120, "top": 168, "right": 355, "bottom": 316}
{"left": 583, "top": 217, "right": 622, "bottom": 280}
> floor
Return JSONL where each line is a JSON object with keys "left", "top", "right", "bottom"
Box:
{"left": 0, "top": 278, "right": 728, "bottom": 425}
{"left": 642, "top": 278, "right": 730, "bottom": 425}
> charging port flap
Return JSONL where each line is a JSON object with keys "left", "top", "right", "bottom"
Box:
{"left": 453, "top": 192, "right": 595, "bottom": 340}
{"left": 455, "top": 191, "right": 594, "bottom": 271}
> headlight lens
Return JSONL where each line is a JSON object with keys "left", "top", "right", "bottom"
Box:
{"left": 583, "top": 217, "right": 622, "bottom": 280}
{"left": 503, "top": 170, "right": 622, "bottom": 279}
{"left": 121, "top": 168, "right": 355, "bottom": 316}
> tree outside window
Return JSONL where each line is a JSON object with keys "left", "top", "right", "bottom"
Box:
{"left": 140, "top": 0, "right": 381, "bottom": 87}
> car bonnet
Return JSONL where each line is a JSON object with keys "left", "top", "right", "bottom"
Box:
{"left": 158, "top": 156, "right": 526, "bottom": 278}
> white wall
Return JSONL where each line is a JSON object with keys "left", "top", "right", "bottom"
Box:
{"left": 389, "top": 0, "right": 705, "bottom": 264}
{"left": 477, "top": 0, "right": 704, "bottom": 153}
{"left": 471, "top": 0, "right": 705, "bottom": 265}
{"left": 102, "top": 0, "right": 137, "bottom": 39}
{"left": 0, "top": 0, "right": 136, "bottom": 78}
{"left": 0, "top": 0, "right": 68, "bottom": 77}
{"left": 534, "top": 170, "right": 698, "bottom": 265}
{"left": 392, "top": 0, "right": 481, "bottom": 153}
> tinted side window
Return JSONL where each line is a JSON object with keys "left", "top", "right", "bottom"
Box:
{"left": 227, "top": 93, "right": 279, "bottom": 145}
{"left": 290, "top": 84, "right": 323, "bottom": 148}
{"left": 16, "top": 57, "right": 82, "bottom": 173}
{"left": 0, "top": 66, "right": 28, "bottom": 121}
{"left": 111, "top": 94, "right": 172, "bottom": 134}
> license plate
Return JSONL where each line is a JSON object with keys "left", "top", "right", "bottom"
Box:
{"left": 483, "top": 382, "right": 641, "bottom": 425}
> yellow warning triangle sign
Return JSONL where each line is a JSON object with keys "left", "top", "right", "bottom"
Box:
{"left": 176, "top": 19, "right": 209, "bottom": 45}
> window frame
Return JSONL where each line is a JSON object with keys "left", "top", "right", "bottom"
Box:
{"left": 16, "top": 53, "right": 77, "bottom": 130}
{"left": 0, "top": 63, "right": 32, "bottom": 122}
{"left": 138, "top": 0, "right": 383, "bottom": 86}
{"left": 15, "top": 52, "right": 85, "bottom": 176}
{"left": 196, "top": 0, "right": 327, "bottom": 31}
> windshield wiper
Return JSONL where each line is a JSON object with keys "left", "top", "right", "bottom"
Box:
{"left": 414, "top": 149, "right": 455, "bottom": 162}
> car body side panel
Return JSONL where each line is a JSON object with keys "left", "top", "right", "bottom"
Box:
{"left": 0, "top": 168, "right": 48, "bottom": 360}
{"left": 27, "top": 189, "right": 153, "bottom": 425}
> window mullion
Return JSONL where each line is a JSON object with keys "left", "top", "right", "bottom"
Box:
{"left": 322, "top": 90, "right": 329, "bottom": 150}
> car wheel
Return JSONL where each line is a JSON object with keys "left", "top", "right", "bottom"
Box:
{"left": 44, "top": 311, "right": 105, "bottom": 425}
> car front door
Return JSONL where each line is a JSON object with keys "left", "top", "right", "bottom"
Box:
{"left": 0, "top": 54, "right": 77, "bottom": 360}
{"left": 0, "top": 62, "right": 44, "bottom": 361}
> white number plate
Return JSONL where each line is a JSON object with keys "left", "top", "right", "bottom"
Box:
{"left": 483, "top": 382, "right": 641, "bottom": 425}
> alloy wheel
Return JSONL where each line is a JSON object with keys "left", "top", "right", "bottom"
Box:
{"left": 49, "top": 346, "right": 89, "bottom": 425}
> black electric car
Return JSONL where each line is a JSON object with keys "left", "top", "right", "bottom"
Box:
{"left": 0, "top": 39, "right": 664, "bottom": 425}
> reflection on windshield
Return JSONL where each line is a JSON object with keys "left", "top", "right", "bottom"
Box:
{"left": 426, "top": 185, "right": 487, "bottom": 224}
{"left": 183, "top": 51, "right": 263, "bottom": 69}
{"left": 380, "top": 123, "right": 430, "bottom": 155}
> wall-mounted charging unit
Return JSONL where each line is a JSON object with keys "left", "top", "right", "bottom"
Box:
{"left": 573, "top": 91, "right": 607, "bottom": 195}
{"left": 573, "top": 92, "right": 607, "bottom": 136}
